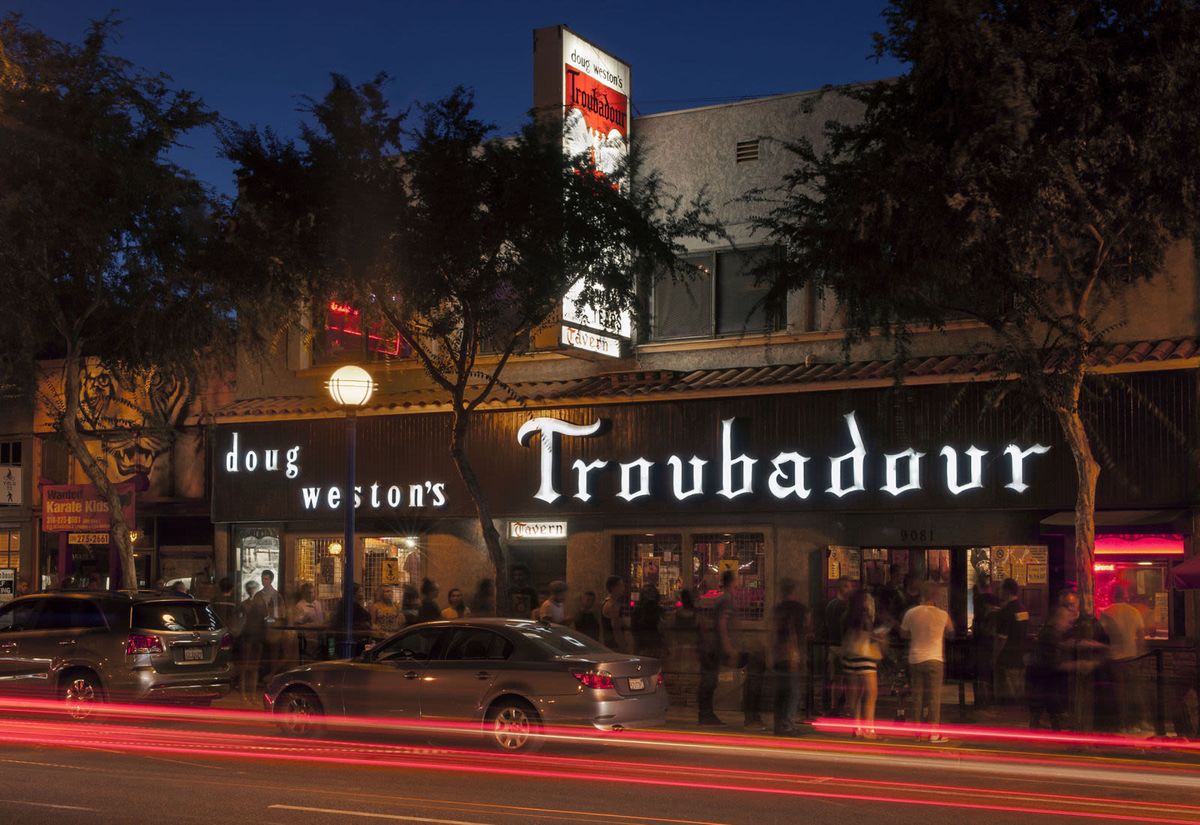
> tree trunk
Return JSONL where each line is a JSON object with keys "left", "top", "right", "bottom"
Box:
{"left": 1056, "top": 403, "right": 1100, "bottom": 616}
{"left": 448, "top": 407, "right": 508, "bottom": 608}
{"left": 59, "top": 347, "right": 137, "bottom": 592}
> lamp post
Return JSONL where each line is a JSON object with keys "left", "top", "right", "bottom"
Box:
{"left": 326, "top": 364, "right": 375, "bottom": 658}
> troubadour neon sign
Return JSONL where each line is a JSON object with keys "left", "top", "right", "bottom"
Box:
{"left": 517, "top": 412, "right": 1050, "bottom": 505}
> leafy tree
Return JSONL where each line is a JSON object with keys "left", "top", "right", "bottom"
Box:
{"left": 752, "top": 0, "right": 1200, "bottom": 612}
{"left": 220, "top": 77, "right": 718, "bottom": 598}
{"left": 0, "top": 16, "right": 225, "bottom": 589}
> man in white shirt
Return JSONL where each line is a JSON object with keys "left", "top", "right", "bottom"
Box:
{"left": 1100, "top": 585, "right": 1148, "bottom": 733}
{"left": 901, "top": 581, "right": 954, "bottom": 742}
{"left": 538, "top": 580, "right": 569, "bottom": 624}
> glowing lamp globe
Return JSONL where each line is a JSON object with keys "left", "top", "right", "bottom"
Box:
{"left": 327, "top": 365, "right": 375, "bottom": 408}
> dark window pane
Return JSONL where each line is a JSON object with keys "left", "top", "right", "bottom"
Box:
{"left": 132, "top": 602, "right": 219, "bottom": 631}
{"left": 0, "top": 443, "right": 8, "bottom": 464}
{"left": 652, "top": 257, "right": 712, "bottom": 340}
{"left": 716, "top": 250, "right": 774, "bottom": 335}
{"left": 443, "top": 629, "right": 512, "bottom": 661}
{"left": 376, "top": 627, "right": 447, "bottom": 662}
{"left": 10, "top": 442, "right": 19, "bottom": 465}
{"left": 0, "top": 601, "right": 37, "bottom": 632}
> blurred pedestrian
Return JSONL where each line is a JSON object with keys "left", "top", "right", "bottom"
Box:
{"left": 601, "top": 575, "right": 630, "bottom": 652}
{"left": 573, "top": 590, "right": 600, "bottom": 639}
{"left": 994, "top": 578, "right": 1029, "bottom": 704}
{"left": 1028, "top": 591, "right": 1075, "bottom": 731}
{"left": 823, "top": 576, "right": 854, "bottom": 717}
{"left": 772, "top": 578, "right": 808, "bottom": 736}
{"left": 631, "top": 586, "right": 665, "bottom": 658}
{"left": 442, "top": 586, "right": 470, "bottom": 619}
{"left": 842, "top": 591, "right": 884, "bottom": 739}
{"left": 1066, "top": 592, "right": 1108, "bottom": 732}
{"left": 972, "top": 574, "right": 999, "bottom": 709}
{"left": 168, "top": 579, "right": 191, "bottom": 598}
{"left": 508, "top": 564, "right": 538, "bottom": 618}
{"left": 239, "top": 580, "right": 264, "bottom": 702}
{"left": 1100, "top": 585, "right": 1149, "bottom": 734}
{"left": 469, "top": 578, "right": 496, "bottom": 617}
{"left": 538, "top": 580, "right": 569, "bottom": 623}
{"left": 290, "top": 582, "right": 326, "bottom": 662}
{"left": 370, "top": 586, "right": 401, "bottom": 638}
{"left": 401, "top": 584, "right": 420, "bottom": 625}
{"left": 418, "top": 579, "right": 442, "bottom": 622}
{"left": 334, "top": 583, "right": 373, "bottom": 654}
{"left": 696, "top": 570, "right": 738, "bottom": 727}
{"left": 901, "top": 581, "right": 954, "bottom": 742}
{"left": 210, "top": 576, "right": 239, "bottom": 632}
{"left": 15, "top": 578, "right": 30, "bottom": 597}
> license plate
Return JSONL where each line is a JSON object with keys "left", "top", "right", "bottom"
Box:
{"left": 628, "top": 677, "right": 645, "bottom": 691}
{"left": 183, "top": 647, "right": 205, "bottom": 661}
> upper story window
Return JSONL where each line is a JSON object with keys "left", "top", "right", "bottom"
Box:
{"left": 650, "top": 248, "right": 782, "bottom": 341}
{"left": 323, "top": 301, "right": 411, "bottom": 362}
{"left": 0, "top": 441, "right": 21, "bottom": 467}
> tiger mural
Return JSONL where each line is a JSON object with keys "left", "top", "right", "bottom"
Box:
{"left": 76, "top": 362, "right": 191, "bottom": 480}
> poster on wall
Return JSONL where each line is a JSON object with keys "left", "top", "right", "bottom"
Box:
{"left": 0, "top": 568, "right": 14, "bottom": 602}
{"left": 828, "top": 546, "right": 861, "bottom": 581}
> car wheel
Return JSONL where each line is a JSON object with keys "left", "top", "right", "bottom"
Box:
{"left": 487, "top": 698, "right": 543, "bottom": 753}
{"left": 275, "top": 687, "right": 324, "bottom": 737}
{"left": 61, "top": 672, "right": 102, "bottom": 720}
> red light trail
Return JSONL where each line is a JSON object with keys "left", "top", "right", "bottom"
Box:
{"left": 0, "top": 700, "right": 1197, "bottom": 823}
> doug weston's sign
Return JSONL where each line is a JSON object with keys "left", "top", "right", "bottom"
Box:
{"left": 214, "top": 404, "right": 1053, "bottom": 523}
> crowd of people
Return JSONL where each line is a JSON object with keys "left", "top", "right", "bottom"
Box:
{"left": 36, "top": 561, "right": 1193, "bottom": 737}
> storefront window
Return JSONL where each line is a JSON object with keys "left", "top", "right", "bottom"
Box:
{"left": 234, "top": 526, "right": 280, "bottom": 598}
{"left": 0, "top": 528, "right": 19, "bottom": 573}
{"left": 614, "top": 534, "right": 683, "bottom": 610}
{"left": 693, "top": 533, "right": 765, "bottom": 621}
{"left": 363, "top": 536, "right": 423, "bottom": 605}
{"left": 1094, "top": 562, "right": 1170, "bottom": 638}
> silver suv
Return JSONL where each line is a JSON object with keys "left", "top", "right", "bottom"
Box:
{"left": 0, "top": 591, "right": 233, "bottom": 715}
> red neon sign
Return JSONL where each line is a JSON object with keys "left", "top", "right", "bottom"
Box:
{"left": 1093, "top": 535, "right": 1184, "bottom": 556}
{"left": 326, "top": 302, "right": 405, "bottom": 358}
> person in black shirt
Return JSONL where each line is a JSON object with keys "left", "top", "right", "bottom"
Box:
{"left": 772, "top": 578, "right": 809, "bottom": 735}
{"left": 418, "top": 578, "right": 442, "bottom": 622}
{"left": 994, "top": 578, "right": 1029, "bottom": 703}
{"left": 508, "top": 564, "right": 539, "bottom": 618}
{"left": 573, "top": 590, "right": 601, "bottom": 639}
{"left": 971, "top": 575, "right": 1000, "bottom": 708}
{"left": 822, "top": 577, "right": 853, "bottom": 716}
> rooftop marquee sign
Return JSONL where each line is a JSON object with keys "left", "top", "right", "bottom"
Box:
{"left": 516, "top": 412, "right": 1051, "bottom": 506}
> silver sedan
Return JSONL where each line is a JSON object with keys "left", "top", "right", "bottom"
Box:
{"left": 263, "top": 618, "right": 667, "bottom": 751}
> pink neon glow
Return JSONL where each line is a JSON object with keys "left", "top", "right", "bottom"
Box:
{"left": 1094, "top": 535, "right": 1185, "bottom": 556}
{"left": 810, "top": 717, "right": 1200, "bottom": 752}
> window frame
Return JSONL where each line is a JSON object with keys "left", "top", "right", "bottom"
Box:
{"left": 649, "top": 246, "right": 781, "bottom": 342}
{"left": 611, "top": 527, "right": 774, "bottom": 627}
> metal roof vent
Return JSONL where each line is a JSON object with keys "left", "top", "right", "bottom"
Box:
{"left": 736, "top": 139, "right": 760, "bottom": 163}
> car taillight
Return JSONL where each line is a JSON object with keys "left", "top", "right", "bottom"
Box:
{"left": 656, "top": 672, "right": 664, "bottom": 686}
{"left": 220, "top": 633, "right": 234, "bottom": 651}
{"left": 125, "top": 634, "right": 163, "bottom": 655}
{"left": 572, "top": 670, "right": 615, "bottom": 690}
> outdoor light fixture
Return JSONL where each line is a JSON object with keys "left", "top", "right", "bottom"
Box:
{"left": 328, "top": 541, "right": 343, "bottom": 556}
{"left": 326, "top": 364, "right": 376, "bottom": 408}
{"left": 328, "top": 364, "right": 374, "bottom": 657}
{"left": 128, "top": 530, "right": 141, "bottom": 544}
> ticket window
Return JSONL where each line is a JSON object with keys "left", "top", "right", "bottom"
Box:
{"left": 1093, "top": 534, "right": 1184, "bottom": 639}
{"left": 1094, "top": 562, "right": 1170, "bottom": 638}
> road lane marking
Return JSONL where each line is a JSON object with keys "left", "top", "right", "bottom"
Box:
{"left": 269, "top": 804, "right": 493, "bottom": 825}
{"left": 6, "top": 800, "right": 97, "bottom": 811}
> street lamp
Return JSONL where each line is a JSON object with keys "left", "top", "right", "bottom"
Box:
{"left": 326, "top": 364, "right": 375, "bottom": 658}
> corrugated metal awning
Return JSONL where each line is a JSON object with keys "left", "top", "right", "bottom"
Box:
{"left": 1039, "top": 509, "right": 1188, "bottom": 528}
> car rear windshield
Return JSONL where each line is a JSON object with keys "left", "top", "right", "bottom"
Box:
{"left": 520, "top": 624, "right": 609, "bottom": 656}
{"left": 132, "top": 602, "right": 220, "bottom": 632}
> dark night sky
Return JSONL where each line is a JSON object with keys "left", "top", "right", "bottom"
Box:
{"left": 2, "top": 1, "right": 902, "bottom": 196}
